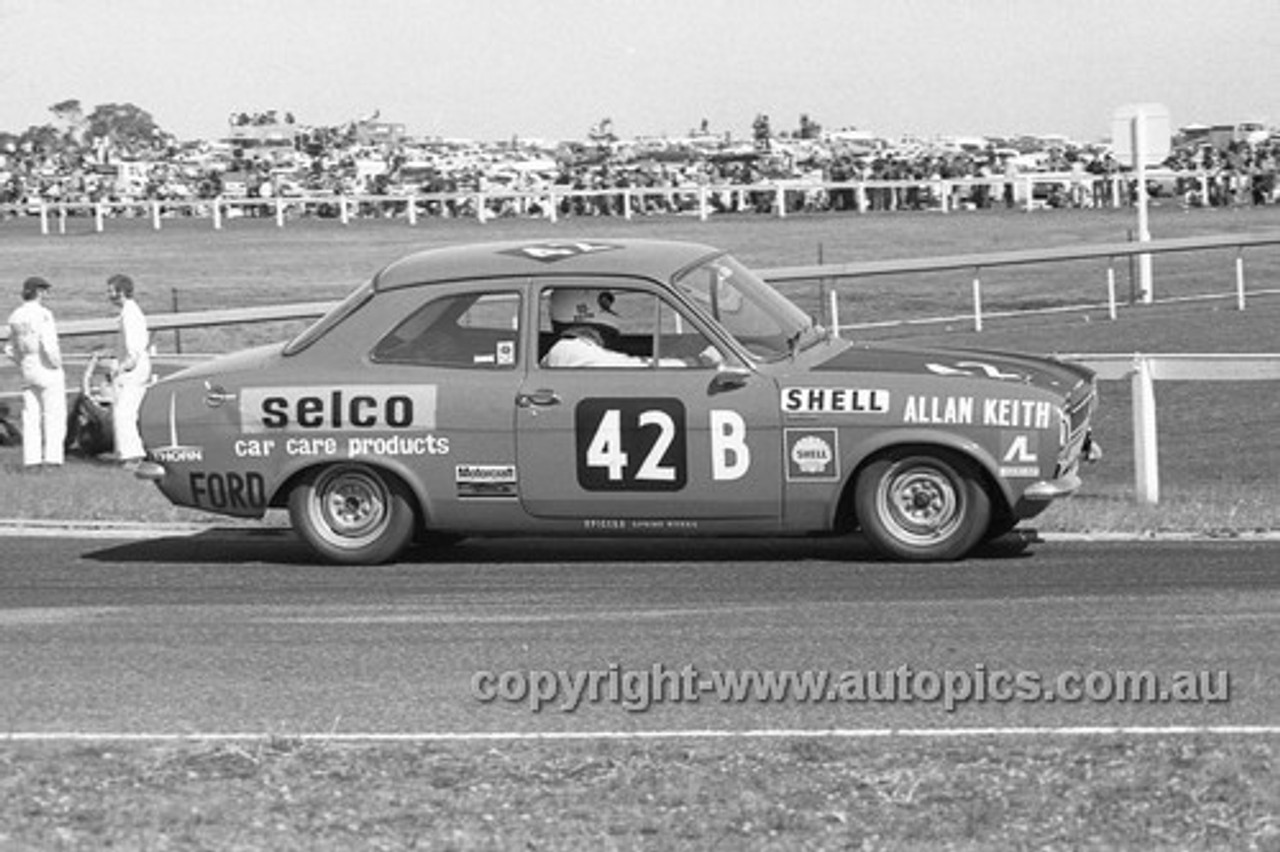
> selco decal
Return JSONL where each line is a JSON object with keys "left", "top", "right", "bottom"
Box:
{"left": 456, "top": 464, "right": 518, "bottom": 499}
{"left": 190, "top": 471, "right": 266, "bottom": 511}
{"left": 902, "top": 395, "right": 1054, "bottom": 429}
{"left": 238, "top": 386, "right": 437, "bottom": 434}
{"left": 781, "top": 387, "right": 890, "bottom": 414}
{"left": 785, "top": 428, "right": 840, "bottom": 482}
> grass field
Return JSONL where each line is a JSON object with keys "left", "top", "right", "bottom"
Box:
{"left": 4, "top": 735, "right": 1279, "bottom": 850}
{"left": 3, "top": 207, "right": 1280, "bottom": 849}
{"left": 3, "top": 203, "right": 1280, "bottom": 531}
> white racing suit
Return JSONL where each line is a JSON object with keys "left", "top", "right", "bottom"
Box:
{"left": 6, "top": 301, "right": 66, "bottom": 466}
{"left": 111, "top": 298, "right": 151, "bottom": 461}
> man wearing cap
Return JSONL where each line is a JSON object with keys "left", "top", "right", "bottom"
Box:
{"left": 106, "top": 273, "right": 151, "bottom": 464}
{"left": 5, "top": 276, "right": 66, "bottom": 468}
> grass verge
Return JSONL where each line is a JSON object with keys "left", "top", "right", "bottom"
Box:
{"left": 3, "top": 736, "right": 1279, "bottom": 851}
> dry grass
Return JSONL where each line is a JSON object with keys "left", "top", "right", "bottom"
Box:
{"left": 3, "top": 736, "right": 1279, "bottom": 850}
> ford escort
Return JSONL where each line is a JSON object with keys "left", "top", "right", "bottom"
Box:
{"left": 136, "top": 239, "right": 1099, "bottom": 564}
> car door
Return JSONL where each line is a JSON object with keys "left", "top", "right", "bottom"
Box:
{"left": 516, "top": 281, "right": 781, "bottom": 522}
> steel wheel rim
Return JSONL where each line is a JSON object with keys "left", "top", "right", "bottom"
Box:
{"left": 875, "top": 461, "right": 963, "bottom": 545}
{"left": 312, "top": 466, "right": 390, "bottom": 546}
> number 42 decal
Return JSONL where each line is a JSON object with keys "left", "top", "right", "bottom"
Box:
{"left": 574, "top": 398, "right": 750, "bottom": 492}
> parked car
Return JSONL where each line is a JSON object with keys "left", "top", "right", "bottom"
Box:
{"left": 136, "top": 238, "right": 1099, "bottom": 564}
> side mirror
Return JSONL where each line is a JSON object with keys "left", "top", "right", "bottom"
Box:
{"left": 708, "top": 367, "right": 751, "bottom": 395}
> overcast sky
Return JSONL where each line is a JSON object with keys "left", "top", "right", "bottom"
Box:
{"left": 2, "top": 0, "right": 1277, "bottom": 144}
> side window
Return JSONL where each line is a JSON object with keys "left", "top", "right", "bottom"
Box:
{"left": 538, "top": 283, "right": 721, "bottom": 368}
{"left": 372, "top": 291, "right": 520, "bottom": 368}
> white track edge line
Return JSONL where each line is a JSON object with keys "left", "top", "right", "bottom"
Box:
{"left": 4, "top": 725, "right": 1280, "bottom": 743}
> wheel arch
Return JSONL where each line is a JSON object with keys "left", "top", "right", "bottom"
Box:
{"left": 269, "top": 458, "right": 433, "bottom": 534}
{"left": 831, "top": 430, "right": 1013, "bottom": 534}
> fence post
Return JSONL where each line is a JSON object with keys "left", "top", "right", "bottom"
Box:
{"left": 623, "top": 188, "right": 632, "bottom": 221}
{"left": 274, "top": 196, "right": 285, "bottom": 228}
{"left": 94, "top": 202, "right": 105, "bottom": 233}
{"left": 39, "top": 202, "right": 49, "bottom": 235}
{"left": 1106, "top": 263, "right": 1118, "bottom": 320}
{"left": 339, "top": 196, "right": 349, "bottom": 225}
{"left": 776, "top": 184, "right": 786, "bottom": 218}
{"left": 1132, "top": 355, "right": 1160, "bottom": 504}
{"left": 971, "top": 267, "right": 984, "bottom": 332}
{"left": 828, "top": 289, "right": 841, "bottom": 338}
{"left": 212, "top": 197, "right": 223, "bottom": 230}
{"left": 407, "top": 196, "right": 418, "bottom": 226}
{"left": 1023, "top": 177, "right": 1034, "bottom": 212}
{"left": 476, "top": 192, "right": 487, "bottom": 223}
{"left": 58, "top": 205, "right": 67, "bottom": 235}
{"left": 1236, "top": 248, "right": 1246, "bottom": 311}
{"left": 699, "top": 185, "right": 709, "bottom": 222}
{"left": 151, "top": 200, "right": 161, "bottom": 230}
{"left": 548, "top": 189, "right": 558, "bottom": 223}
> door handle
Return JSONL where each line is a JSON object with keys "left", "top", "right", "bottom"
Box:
{"left": 517, "top": 389, "right": 561, "bottom": 408}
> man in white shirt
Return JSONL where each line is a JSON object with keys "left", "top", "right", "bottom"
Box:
{"left": 106, "top": 273, "right": 151, "bottom": 464}
{"left": 5, "top": 276, "right": 66, "bottom": 468}
{"left": 541, "top": 288, "right": 722, "bottom": 369}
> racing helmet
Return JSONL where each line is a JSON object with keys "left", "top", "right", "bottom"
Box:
{"left": 549, "top": 288, "right": 620, "bottom": 332}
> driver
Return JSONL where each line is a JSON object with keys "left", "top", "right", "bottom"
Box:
{"left": 540, "top": 288, "right": 723, "bottom": 368}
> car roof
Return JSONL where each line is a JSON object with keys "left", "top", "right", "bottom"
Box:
{"left": 372, "top": 238, "right": 723, "bottom": 291}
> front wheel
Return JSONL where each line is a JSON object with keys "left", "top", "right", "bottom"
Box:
{"left": 854, "top": 450, "right": 991, "bottom": 561}
{"left": 288, "top": 464, "right": 416, "bottom": 565}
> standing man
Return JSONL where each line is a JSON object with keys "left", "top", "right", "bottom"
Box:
{"left": 5, "top": 276, "right": 66, "bottom": 469}
{"left": 106, "top": 273, "right": 151, "bottom": 464}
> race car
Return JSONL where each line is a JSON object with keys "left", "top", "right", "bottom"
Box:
{"left": 135, "top": 238, "right": 1099, "bottom": 564}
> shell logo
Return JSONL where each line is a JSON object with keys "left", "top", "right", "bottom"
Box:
{"left": 791, "top": 435, "right": 833, "bottom": 474}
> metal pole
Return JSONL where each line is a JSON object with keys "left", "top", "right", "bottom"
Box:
{"left": 1133, "top": 115, "right": 1154, "bottom": 303}
{"left": 1132, "top": 355, "right": 1159, "bottom": 504}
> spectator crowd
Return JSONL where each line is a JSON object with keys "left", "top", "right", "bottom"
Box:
{"left": 3, "top": 110, "right": 1279, "bottom": 219}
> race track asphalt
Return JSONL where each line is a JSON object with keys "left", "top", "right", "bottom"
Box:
{"left": 1, "top": 526, "right": 1277, "bottom": 739}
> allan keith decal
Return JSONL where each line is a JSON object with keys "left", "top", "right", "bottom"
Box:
{"left": 781, "top": 387, "right": 890, "bottom": 414}
{"left": 238, "top": 386, "right": 437, "bottom": 434}
{"left": 902, "top": 395, "right": 1054, "bottom": 429}
{"left": 785, "top": 428, "right": 840, "bottom": 482}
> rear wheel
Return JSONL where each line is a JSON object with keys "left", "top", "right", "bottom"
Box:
{"left": 288, "top": 464, "right": 415, "bottom": 565}
{"left": 855, "top": 450, "right": 990, "bottom": 561}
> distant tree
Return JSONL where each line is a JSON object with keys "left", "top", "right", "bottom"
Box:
{"left": 85, "top": 102, "right": 170, "bottom": 149}
{"left": 798, "top": 113, "right": 822, "bottom": 140}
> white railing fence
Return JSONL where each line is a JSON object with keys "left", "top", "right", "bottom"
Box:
{"left": 0, "top": 169, "right": 1216, "bottom": 235}
{"left": 1063, "top": 354, "right": 1280, "bottom": 504}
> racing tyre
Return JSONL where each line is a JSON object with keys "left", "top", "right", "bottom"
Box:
{"left": 854, "top": 450, "right": 990, "bottom": 562}
{"left": 289, "top": 464, "right": 416, "bottom": 565}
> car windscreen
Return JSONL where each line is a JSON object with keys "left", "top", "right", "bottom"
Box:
{"left": 672, "top": 253, "right": 813, "bottom": 361}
